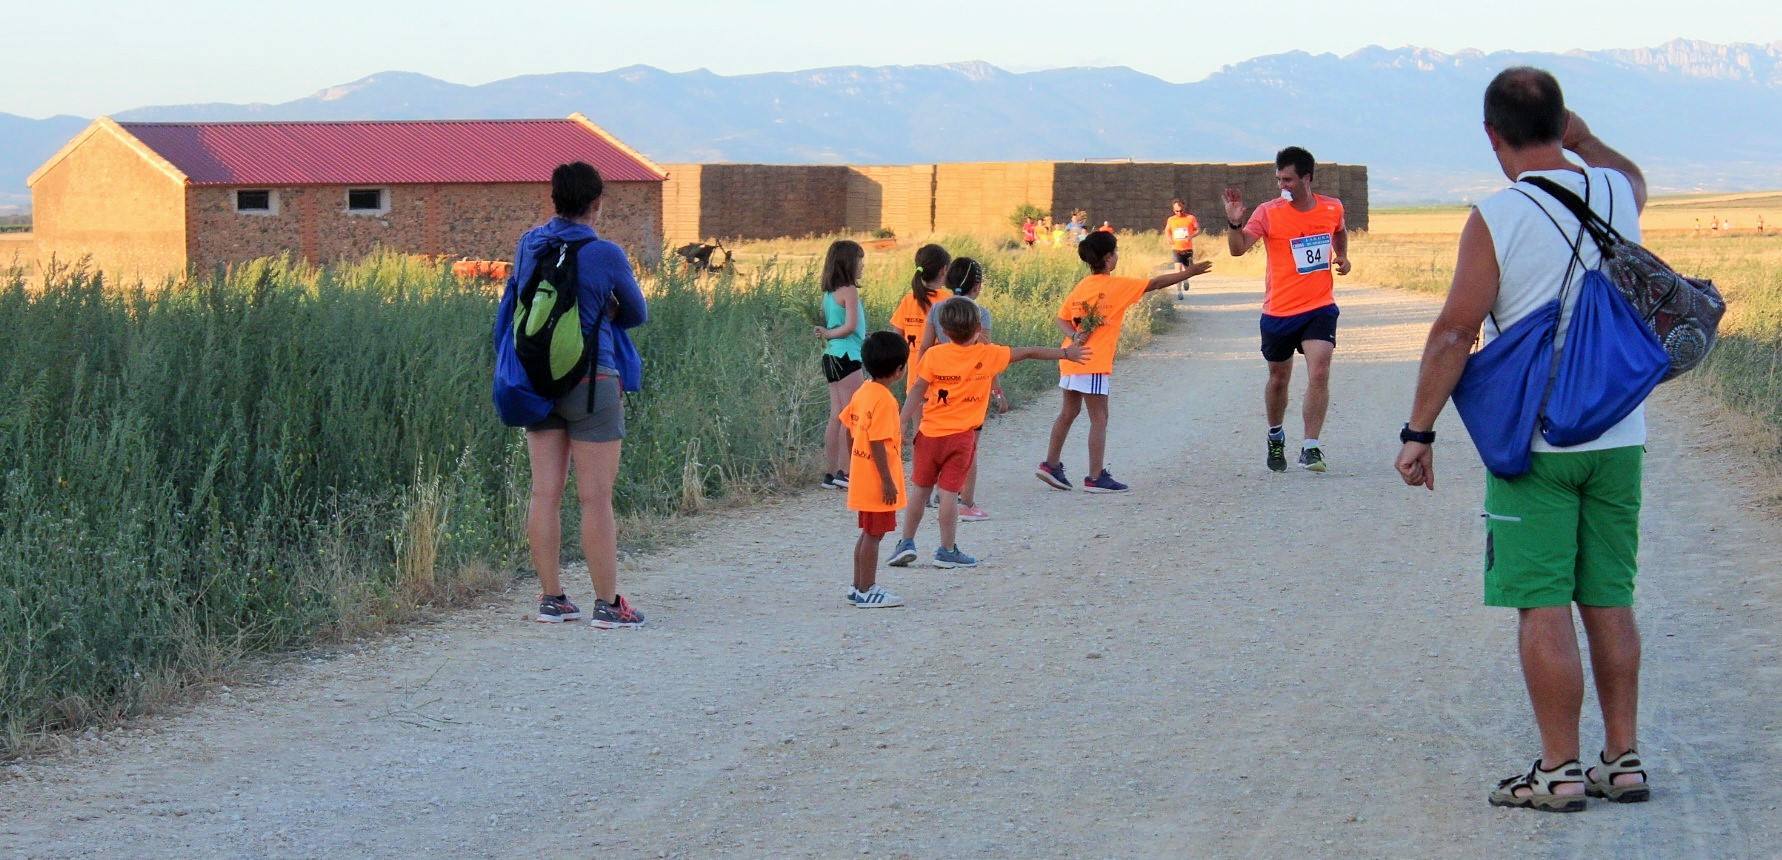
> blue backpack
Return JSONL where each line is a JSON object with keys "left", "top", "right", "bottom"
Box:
{"left": 1452, "top": 175, "right": 1669, "bottom": 478}
{"left": 492, "top": 237, "right": 596, "bottom": 427}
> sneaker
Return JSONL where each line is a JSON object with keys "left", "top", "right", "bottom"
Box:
{"left": 833, "top": 470, "right": 850, "bottom": 488}
{"left": 536, "top": 594, "right": 583, "bottom": 623}
{"left": 1298, "top": 446, "right": 1327, "bottom": 473}
{"left": 933, "top": 545, "right": 979, "bottom": 569}
{"left": 958, "top": 504, "right": 991, "bottom": 522}
{"left": 851, "top": 584, "right": 904, "bottom": 608}
{"left": 587, "top": 594, "right": 644, "bottom": 629}
{"left": 887, "top": 538, "right": 918, "bottom": 567}
{"left": 926, "top": 490, "right": 939, "bottom": 509}
{"left": 1082, "top": 469, "right": 1130, "bottom": 494}
{"left": 1267, "top": 435, "right": 1287, "bottom": 472}
{"left": 1035, "top": 461, "right": 1073, "bottom": 491}
{"left": 820, "top": 473, "right": 842, "bottom": 490}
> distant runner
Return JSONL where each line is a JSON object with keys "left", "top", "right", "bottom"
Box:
{"left": 1223, "top": 146, "right": 1350, "bottom": 473}
{"left": 1165, "top": 198, "right": 1201, "bottom": 300}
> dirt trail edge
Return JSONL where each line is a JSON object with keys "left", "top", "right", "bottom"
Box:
{"left": 3, "top": 277, "right": 1777, "bottom": 860}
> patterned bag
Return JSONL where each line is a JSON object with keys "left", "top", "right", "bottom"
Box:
{"left": 1522, "top": 177, "right": 1726, "bottom": 381}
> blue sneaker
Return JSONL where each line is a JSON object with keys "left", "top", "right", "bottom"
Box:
{"left": 933, "top": 545, "right": 979, "bottom": 569}
{"left": 1035, "top": 461, "right": 1072, "bottom": 491}
{"left": 887, "top": 538, "right": 918, "bottom": 567}
{"left": 1082, "top": 469, "right": 1130, "bottom": 494}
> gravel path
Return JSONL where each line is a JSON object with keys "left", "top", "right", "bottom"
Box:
{"left": 3, "top": 276, "right": 1778, "bottom": 859}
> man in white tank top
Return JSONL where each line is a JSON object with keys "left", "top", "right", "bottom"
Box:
{"left": 1393, "top": 67, "right": 1654, "bottom": 812}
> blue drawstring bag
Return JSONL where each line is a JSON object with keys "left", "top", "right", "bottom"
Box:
{"left": 1452, "top": 299, "right": 1559, "bottom": 478}
{"left": 1541, "top": 267, "right": 1668, "bottom": 447}
{"left": 492, "top": 273, "right": 555, "bottom": 427}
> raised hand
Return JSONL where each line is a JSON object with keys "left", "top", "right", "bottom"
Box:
{"left": 1187, "top": 259, "right": 1214, "bottom": 278}
{"left": 1561, "top": 110, "right": 1593, "bottom": 151}
{"left": 1222, "top": 186, "right": 1247, "bottom": 225}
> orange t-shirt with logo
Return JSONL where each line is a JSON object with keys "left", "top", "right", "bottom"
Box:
{"left": 1166, "top": 213, "right": 1199, "bottom": 251}
{"left": 1244, "top": 194, "right": 1346, "bottom": 317}
{"left": 841, "top": 380, "right": 905, "bottom": 513}
{"left": 916, "top": 342, "right": 1013, "bottom": 437}
{"left": 1056, "top": 273, "right": 1148, "bottom": 376}
{"left": 891, "top": 290, "right": 940, "bottom": 392}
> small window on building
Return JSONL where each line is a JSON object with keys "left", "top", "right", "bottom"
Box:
{"left": 236, "top": 190, "right": 272, "bottom": 212}
{"left": 346, "top": 188, "right": 387, "bottom": 213}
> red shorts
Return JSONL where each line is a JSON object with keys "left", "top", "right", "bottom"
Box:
{"left": 857, "top": 510, "right": 896, "bottom": 538}
{"left": 911, "top": 430, "right": 977, "bottom": 493}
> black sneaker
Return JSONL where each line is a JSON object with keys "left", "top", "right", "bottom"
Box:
{"left": 820, "top": 473, "right": 843, "bottom": 490}
{"left": 588, "top": 594, "right": 645, "bottom": 629}
{"left": 1267, "top": 436, "right": 1287, "bottom": 472}
{"left": 1298, "top": 446, "right": 1327, "bottom": 473}
{"left": 833, "top": 470, "right": 850, "bottom": 488}
{"left": 536, "top": 594, "right": 583, "bottom": 623}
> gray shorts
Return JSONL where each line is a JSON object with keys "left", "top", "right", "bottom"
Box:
{"left": 527, "top": 374, "right": 625, "bottom": 443}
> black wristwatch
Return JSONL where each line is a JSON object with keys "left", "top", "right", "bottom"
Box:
{"left": 1227, "top": 219, "right": 1244, "bottom": 230}
{"left": 1400, "top": 423, "right": 1436, "bottom": 445}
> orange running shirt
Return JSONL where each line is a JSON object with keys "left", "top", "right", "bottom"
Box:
{"left": 1166, "top": 214, "right": 1199, "bottom": 251}
{"left": 1055, "top": 274, "right": 1149, "bottom": 376}
{"left": 891, "top": 290, "right": 939, "bottom": 392}
{"left": 917, "top": 342, "right": 1013, "bottom": 437}
{"left": 841, "top": 380, "right": 905, "bottom": 513}
{"left": 1243, "top": 194, "right": 1346, "bottom": 317}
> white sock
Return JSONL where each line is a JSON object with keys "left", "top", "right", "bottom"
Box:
{"left": 1303, "top": 438, "right": 1321, "bottom": 450}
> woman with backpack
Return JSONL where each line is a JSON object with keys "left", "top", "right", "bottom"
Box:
{"left": 510, "top": 162, "right": 649, "bottom": 628}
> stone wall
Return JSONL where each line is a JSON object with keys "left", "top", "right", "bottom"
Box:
{"left": 27, "top": 125, "right": 188, "bottom": 281}
{"left": 185, "top": 181, "right": 663, "bottom": 273}
{"left": 661, "top": 161, "right": 1368, "bottom": 243}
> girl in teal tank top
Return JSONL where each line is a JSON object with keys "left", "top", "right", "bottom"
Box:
{"left": 815, "top": 240, "right": 869, "bottom": 489}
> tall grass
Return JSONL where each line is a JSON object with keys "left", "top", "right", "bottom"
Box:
{"left": 0, "top": 237, "right": 1151, "bottom": 756}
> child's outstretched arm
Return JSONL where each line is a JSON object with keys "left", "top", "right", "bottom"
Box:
{"left": 901, "top": 378, "right": 928, "bottom": 437}
{"left": 1009, "top": 342, "right": 1092, "bottom": 365}
{"left": 1144, "top": 260, "right": 1213, "bottom": 293}
{"left": 870, "top": 440, "right": 897, "bottom": 507}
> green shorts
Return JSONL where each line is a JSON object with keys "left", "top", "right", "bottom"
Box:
{"left": 1482, "top": 446, "right": 1643, "bottom": 609}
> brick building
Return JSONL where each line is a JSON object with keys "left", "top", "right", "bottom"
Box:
{"left": 19, "top": 114, "right": 665, "bottom": 281}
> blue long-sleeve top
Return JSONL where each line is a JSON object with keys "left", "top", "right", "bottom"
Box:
{"left": 509, "top": 217, "right": 648, "bottom": 391}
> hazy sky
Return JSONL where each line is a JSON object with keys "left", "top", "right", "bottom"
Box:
{"left": 4, "top": 0, "right": 1776, "bottom": 118}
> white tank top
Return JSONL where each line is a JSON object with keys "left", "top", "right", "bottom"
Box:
{"left": 1475, "top": 167, "right": 1646, "bottom": 453}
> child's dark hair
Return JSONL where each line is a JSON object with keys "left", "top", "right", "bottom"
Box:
{"left": 945, "top": 257, "right": 983, "bottom": 295}
{"left": 1275, "top": 146, "right": 1316, "bottom": 179}
{"left": 936, "top": 297, "right": 981, "bottom": 343}
{"left": 820, "top": 239, "right": 865, "bottom": 293}
{"left": 551, "top": 161, "right": 604, "bottom": 218}
{"left": 1078, "top": 230, "right": 1117, "bottom": 273}
{"left": 911, "top": 244, "right": 950, "bottom": 311}
{"left": 861, "top": 330, "right": 910, "bottom": 380}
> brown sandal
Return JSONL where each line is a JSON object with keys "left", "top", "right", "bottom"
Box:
{"left": 1586, "top": 749, "right": 1650, "bottom": 803}
{"left": 1489, "top": 759, "right": 1587, "bottom": 813}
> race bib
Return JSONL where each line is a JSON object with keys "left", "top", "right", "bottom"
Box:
{"left": 1172, "top": 227, "right": 1190, "bottom": 240}
{"left": 1291, "top": 234, "right": 1332, "bottom": 275}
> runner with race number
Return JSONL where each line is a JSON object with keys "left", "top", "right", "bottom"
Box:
{"left": 1224, "top": 146, "right": 1351, "bottom": 474}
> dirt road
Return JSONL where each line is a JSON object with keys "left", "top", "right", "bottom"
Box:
{"left": 4, "top": 277, "right": 1778, "bottom": 859}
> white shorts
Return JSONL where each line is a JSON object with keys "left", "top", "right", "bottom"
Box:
{"left": 1059, "top": 373, "right": 1111, "bottom": 395}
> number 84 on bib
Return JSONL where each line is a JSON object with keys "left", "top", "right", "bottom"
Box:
{"left": 1291, "top": 234, "right": 1332, "bottom": 275}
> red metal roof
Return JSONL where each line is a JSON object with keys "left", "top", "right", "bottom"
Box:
{"left": 118, "top": 118, "right": 665, "bottom": 186}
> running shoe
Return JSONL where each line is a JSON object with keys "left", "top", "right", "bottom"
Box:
{"left": 1267, "top": 436, "right": 1288, "bottom": 473}
{"left": 927, "top": 490, "right": 939, "bottom": 509}
{"left": 850, "top": 584, "right": 905, "bottom": 608}
{"left": 1299, "top": 446, "right": 1327, "bottom": 473}
{"left": 834, "top": 470, "right": 850, "bottom": 488}
{"left": 1035, "top": 461, "right": 1073, "bottom": 491}
{"left": 535, "top": 594, "right": 583, "bottom": 623}
{"left": 958, "top": 504, "right": 991, "bottom": 522}
{"left": 933, "top": 545, "right": 979, "bottom": 569}
{"left": 587, "top": 594, "right": 644, "bottom": 629}
{"left": 1082, "top": 469, "right": 1130, "bottom": 494}
{"left": 820, "top": 473, "right": 843, "bottom": 490}
{"left": 887, "top": 538, "right": 918, "bottom": 567}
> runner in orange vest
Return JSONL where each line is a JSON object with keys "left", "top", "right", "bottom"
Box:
{"left": 1224, "top": 146, "right": 1351, "bottom": 474}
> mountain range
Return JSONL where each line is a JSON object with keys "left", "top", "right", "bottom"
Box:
{"left": 4, "top": 39, "right": 1779, "bottom": 212}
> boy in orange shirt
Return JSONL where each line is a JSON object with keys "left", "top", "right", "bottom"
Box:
{"left": 840, "top": 331, "right": 912, "bottom": 607}
{"left": 1037, "top": 231, "right": 1211, "bottom": 493}
{"left": 889, "top": 301, "right": 1089, "bottom": 568}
